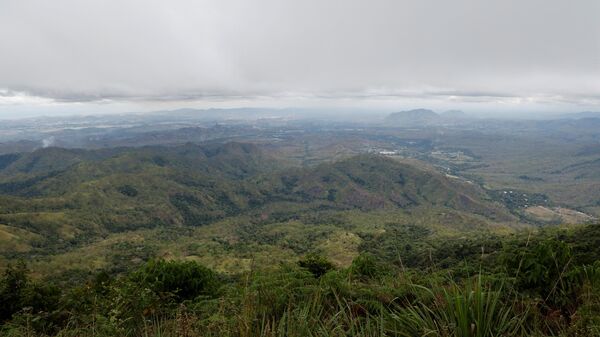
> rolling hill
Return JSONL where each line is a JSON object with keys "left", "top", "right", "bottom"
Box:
{"left": 0, "top": 142, "right": 517, "bottom": 272}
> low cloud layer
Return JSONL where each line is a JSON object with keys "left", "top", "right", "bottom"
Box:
{"left": 1, "top": 0, "right": 599, "bottom": 115}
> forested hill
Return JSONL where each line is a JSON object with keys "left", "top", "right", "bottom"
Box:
{"left": 0, "top": 142, "right": 513, "bottom": 257}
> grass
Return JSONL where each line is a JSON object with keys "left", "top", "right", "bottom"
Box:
{"left": 392, "top": 275, "right": 526, "bottom": 337}
{"left": 3, "top": 232, "right": 600, "bottom": 336}
{"left": 6, "top": 270, "right": 575, "bottom": 337}
{"left": 18, "top": 206, "right": 516, "bottom": 278}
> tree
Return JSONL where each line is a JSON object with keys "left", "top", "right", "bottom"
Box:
{"left": 131, "top": 259, "right": 219, "bottom": 301}
{"left": 298, "top": 253, "right": 334, "bottom": 277}
{"left": 0, "top": 261, "right": 29, "bottom": 322}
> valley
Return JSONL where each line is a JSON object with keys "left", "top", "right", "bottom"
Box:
{"left": 0, "top": 110, "right": 599, "bottom": 336}
{"left": 2, "top": 2, "right": 599, "bottom": 334}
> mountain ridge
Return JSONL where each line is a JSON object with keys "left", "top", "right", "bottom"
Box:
{"left": 0, "top": 142, "right": 515, "bottom": 258}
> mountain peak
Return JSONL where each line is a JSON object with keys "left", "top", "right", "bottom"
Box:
{"left": 385, "top": 109, "right": 440, "bottom": 126}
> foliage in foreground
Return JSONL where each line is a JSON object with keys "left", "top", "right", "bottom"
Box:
{"left": 1, "top": 226, "right": 600, "bottom": 337}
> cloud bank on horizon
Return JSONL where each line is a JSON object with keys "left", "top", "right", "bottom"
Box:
{"left": 0, "top": 0, "right": 599, "bottom": 116}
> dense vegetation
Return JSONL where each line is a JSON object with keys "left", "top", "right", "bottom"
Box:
{"left": 0, "top": 142, "right": 599, "bottom": 336}
{"left": 0, "top": 143, "right": 514, "bottom": 270}
{"left": 0, "top": 224, "right": 599, "bottom": 336}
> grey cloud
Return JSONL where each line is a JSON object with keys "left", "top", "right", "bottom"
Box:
{"left": 0, "top": 0, "right": 599, "bottom": 113}
{"left": 426, "top": 91, "right": 517, "bottom": 99}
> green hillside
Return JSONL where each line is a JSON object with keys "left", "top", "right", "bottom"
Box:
{"left": 0, "top": 143, "right": 516, "bottom": 272}
{"left": 0, "top": 144, "right": 598, "bottom": 337}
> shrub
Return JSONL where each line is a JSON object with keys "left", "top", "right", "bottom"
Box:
{"left": 350, "top": 253, "right": 387, "bottom": 280}
{"left": 117, "top": 184, "right": 138, "bottom": 197}
{"left": 298, "top": 253, "right": 335, "bottom": 277}
{"left": 0, "top": 261, "right": 29, "bottom": 322}
{"left": 502, "top": 240, "right": 579, "bottom": 310}
{"left": 131, "top": 259, "right": 219, "bottom": 301}
{"left": 0, "top": 261, "right": 61, "bottom": 334}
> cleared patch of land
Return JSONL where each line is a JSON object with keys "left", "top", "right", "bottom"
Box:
{"left": 524, "top": 206, "right": 596, "bottom": 224}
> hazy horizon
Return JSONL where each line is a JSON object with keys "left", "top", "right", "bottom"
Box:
{"left": 1, "top": 0, "right": 599, "bottom": 118}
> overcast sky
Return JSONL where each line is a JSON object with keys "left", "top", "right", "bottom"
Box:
{"left": 1, "top": 0, "right": 599, "bottom": 118}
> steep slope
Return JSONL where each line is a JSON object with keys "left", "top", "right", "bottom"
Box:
{"left": 0, "top": 143, "right": 278, "bottom": 239}
{"left": 264, "top": 155, "right": 511, "bottom": 220}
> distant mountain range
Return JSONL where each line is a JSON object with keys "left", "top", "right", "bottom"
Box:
{"left": 384, "top": 109, "right": 600, "bottom": 125}
{"left": 560, "top": 111, "right": 600, "bottom": 119}
{"left": 441, "top": 110, "right": 468, "bottom": 119}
